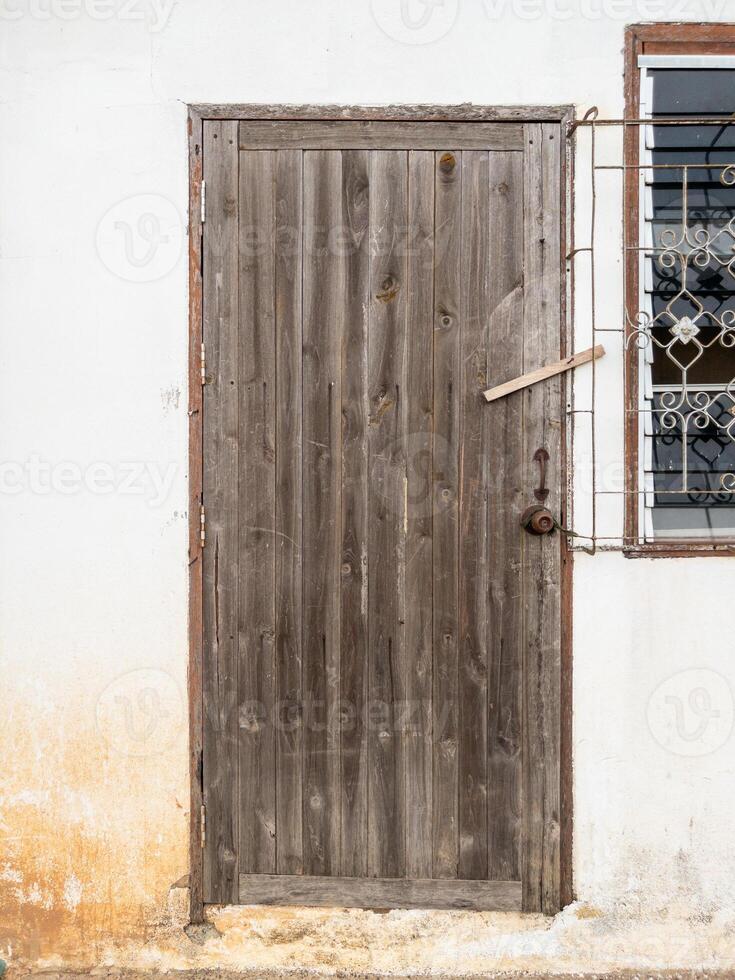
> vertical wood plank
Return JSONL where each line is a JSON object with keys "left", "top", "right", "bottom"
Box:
{"left": 521, "top": 123, "right": 562, "bottom": 914}
{"left": 458, "top": 150, "right": 489, "bottom": 880}
{"left": 202, "top": 120, "right": 239, "bottom": 903}
{"left": 340, "top": 150, "right": 371, "bottom": 877}
{"left": 432, "top": 149, "right": 462, "bottom": 879}
{"left": 404, "top": 151, "right": 435, "bottom": 880}
{"left": 238, "top": 150, "right": 277, "bottom": 873}
{"left": 274, "top": 150, "right": 304, "bottom": 875}
{"left": 302, "top": 150, "right": 343, "bottom": 875}
{"left": 188, "top": 108, "right": 205, "bottom": 922}
{"left": 559, "top": 108, "right": 574, "bottom": 911}
{"left": 486, "top": 151, "right": 525, "bottom": 882}
{"left": 367, "top": 150, "right": 409, "bottom": 878}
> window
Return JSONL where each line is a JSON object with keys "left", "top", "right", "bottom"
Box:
{"left": 626, "top": 26, "right": 735, "bottom": 547}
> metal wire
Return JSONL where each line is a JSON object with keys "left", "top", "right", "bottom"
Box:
{"left": 568, "top": 107, "right": 735, "bottom": 136}
{"left": 567, "top": 108, "right": 735, "bottom": 549}
{"left": 577, "top": 117, "right": 735, "bottom": 126}
{"left": 596, "top": 162, "right": 735, "bottom": 170}
{"left": 587, "top": 119, "right": 597, "bottom": 555}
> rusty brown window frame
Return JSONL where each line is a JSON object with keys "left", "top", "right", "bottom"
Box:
{"left": 624, "top": 23, "right": 735, "bottom": 558}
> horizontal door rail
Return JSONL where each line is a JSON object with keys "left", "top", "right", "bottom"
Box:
{"left": 239, "top": 874, "right": 522, "bottom": 911}
{"left": 239, "top": 120, "right": 523, "bottom": 150}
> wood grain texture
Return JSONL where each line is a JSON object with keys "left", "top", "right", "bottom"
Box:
{"left": 196, "top": 116, "right": 568, "bottom": 907}
{"left": 187, "top": 107, "right": 205, "bottom": 922}
{"left": 202, "top": 120, "right": 240, "bottom": 903}
{"left": 302, "top": 150, "right": 343, "bottom": 875}
{"left": 482, "top": 346, "right": 604, "bottom": 403}
{"left": 195, "top": 103, "right": 572, "bottom": 123}
{"left": 559, "top": 108, "right": 575, "bottom": 910}
{"left": 644, "top": 38, "right": 735, "bottom": 53}
{"left": 239, "top": 120, "right": 523, "bottom": 150}
{"left": 521, "top": 123, "right": 562, "bottom": 914}
{"left": 486, "top": 151, "right": 525, "bottom": 883}
{"left": 404, "top": 151, "right": 435, "bottom": 880}
{"left": 432, "top": 149, "right": 462, "bottom": 879}
{"left": 630, "top": 22, "right": 735, "bottom": 46}
{"left": 339, "top": 150, "right": 371, "bottom": 878}
{"left": 239, "top": 874, "right": 522, "bottom": 911}
{"left": 274, "top": 150, "right": 304, "bottom": 875}
{"left": 238, "top": 150, "right": 277, "bottom": 873}
{"left": 367, "top": 150, "right": 408, "bottom": 878}
{"left": 458, "top": 150, "right": 490, "bottom": 880}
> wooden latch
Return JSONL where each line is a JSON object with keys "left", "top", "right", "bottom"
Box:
{"left": 482, "top": 345, "right": 605, "bottom": 403}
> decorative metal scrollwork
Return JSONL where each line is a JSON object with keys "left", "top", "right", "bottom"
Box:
{"left": 627, "top": 163, "right": 735, "bottom": 499}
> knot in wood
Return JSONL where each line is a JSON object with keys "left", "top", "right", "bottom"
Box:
{"left": 439, "top": 152, "right": 456, "bottom": 174}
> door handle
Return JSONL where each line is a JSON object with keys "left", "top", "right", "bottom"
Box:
{"left": 520, "top": 447, "right": 555, "bottom": 535}
{"left": 532, "top": 447, "right": 549, "bottom": 502}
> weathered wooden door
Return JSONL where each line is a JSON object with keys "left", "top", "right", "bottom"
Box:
{"left": 199, "top": 113, "right": 567, "bottom": 914}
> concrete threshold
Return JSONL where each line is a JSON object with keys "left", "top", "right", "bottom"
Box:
{"left": 10, "top": 971, "right": 735, "bottom": 980}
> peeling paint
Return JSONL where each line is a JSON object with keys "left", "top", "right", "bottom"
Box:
{"left": 7, "top": 900, "right": 735, "bottom": 976}
{"left": 160, "top": 386, "right": 181, "bottom": 415}
{"left": 61, "top": 876, "right": 83, "bottom": 913}
{"left": 0, "top": 692, "right": 188, "bottom": 965}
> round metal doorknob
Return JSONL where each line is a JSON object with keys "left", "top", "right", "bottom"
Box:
{"left": 520, "top": 505, "right": 556, "bottom": 536}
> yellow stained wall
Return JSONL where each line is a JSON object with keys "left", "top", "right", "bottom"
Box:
{"left": 0, "top": 675, "right": 188, "bottom": 964}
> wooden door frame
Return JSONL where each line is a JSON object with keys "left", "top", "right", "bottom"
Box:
{"left": 187, "top": 103, "right": 575, "bottom": 923}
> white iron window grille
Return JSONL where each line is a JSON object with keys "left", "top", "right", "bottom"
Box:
{"left": 636, "top": 64, "right": 735, "bottom": 542}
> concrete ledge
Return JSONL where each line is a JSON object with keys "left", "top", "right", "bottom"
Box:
{"left": 9, "top": 971, "right": 735, "bottom": 980}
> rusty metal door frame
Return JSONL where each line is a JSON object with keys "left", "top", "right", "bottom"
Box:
{"left": 187, "top": 103, "right": 575, "bottom": 923}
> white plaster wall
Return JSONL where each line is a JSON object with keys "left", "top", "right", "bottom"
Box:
{"left": 2, "top": 0, "right": 735, "bottom": 966}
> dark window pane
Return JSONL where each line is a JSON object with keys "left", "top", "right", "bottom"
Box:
{"left": 645, "top": 70, "right": 735, "bottom": 534}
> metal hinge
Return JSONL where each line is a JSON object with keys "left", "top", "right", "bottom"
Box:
{"left": 200, "top": 343, "right": 206, "bottom": 386}
{"left": 200, "top": 504, "right": 206, "bottom": 548}
{"left": 200, "top": 180, "right": 206, "bottom": 224}
{"left": 200, "top": 804, "right": 206, "bottom": 848}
